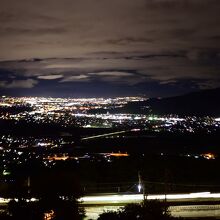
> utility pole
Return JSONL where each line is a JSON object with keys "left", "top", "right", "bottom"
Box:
{"left": 27, "top": 176, "right": 31, "bottom": 195}
{"left": 138, "top": 171, "right": 142, "bottom": 192}
{"left": 164, "top": 169, "right": 171, "bottom": 215}
{"left": 138, "top": 171, "right": 146, "bottom": 200}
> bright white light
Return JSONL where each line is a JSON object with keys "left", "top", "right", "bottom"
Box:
{"left": 0, "top": 192, "right": 218, "bottom": 206}
{"left": 138, "top": 184, "right": 142, "bottom": 193}
{"left": 79, "top": 194, "right": 143, "bottom": 203}
{"left": 0, "top": 198, "right": 10, "bottom": 203}
{"left": 80, "top": 192, "right": 220, "bottom": 204}
{"left": 131, "top": 129, "right": 140, "bottom": 132}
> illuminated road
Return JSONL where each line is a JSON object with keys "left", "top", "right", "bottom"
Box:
{"left": 80, "top": 192, "right": 220, "bottom": 219}
{"left": 81, "top": 130, "right": 127, "bottom": 140}
{"left": 84, "top": 204, "right": 220, "bottom": 219}
{"left": 80, "top": 192, "right": 220, "bottom": 204}
{"left": 1, "top": 192, "right": 220, "bottom": 219}
{"left": 3, "top": 192, "right": 218, "bottom": 205}
{"left": 81, "top": 128, "right": 141, "bottom": 141}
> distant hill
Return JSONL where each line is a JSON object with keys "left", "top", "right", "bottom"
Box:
{"left": 146, "top": 87, "right": 220, "bottom": 117}
{"left": 89, "top": 88, "right": 220, "bottom": 117}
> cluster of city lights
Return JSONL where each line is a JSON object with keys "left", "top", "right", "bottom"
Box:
{"left": 0, "top": 96, "right": 219, "bottom": 132}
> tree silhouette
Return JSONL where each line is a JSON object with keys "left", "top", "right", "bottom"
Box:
{"left": 98, "top": 200, "right": 178, "bottom": 220}
{"left": 1, "top": 168, "right": 85, "bottom": 220}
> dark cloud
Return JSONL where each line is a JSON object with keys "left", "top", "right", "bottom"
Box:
{"left": 0, "top": 27, "right": 67, "bottom": 36}
{"left": 0, "top": 79, "right": 38, "bottom": 89}
{"left": 0, "top": 0, "right": 219, "bottom": 96}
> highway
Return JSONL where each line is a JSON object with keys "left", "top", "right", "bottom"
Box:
{"left": 1, "top": 192, "right": 220, "bottom": 219}
{"left": 80, "top": 192, "right": 220, "bottom": 219}
{"left": 81, "top": 130, "right": 127, "bottom": 140}
{"left": 81, "top": 128, "right": 140, "bottom": 141}
{"left": 84, "top": 204, "right": 220, "bottom": 219}
{"left": 80, "top": 192, "right": 220, "bottom": 204}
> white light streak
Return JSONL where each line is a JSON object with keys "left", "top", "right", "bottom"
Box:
{"left": 80, "top": 192, "right": 220, "bottom": 204}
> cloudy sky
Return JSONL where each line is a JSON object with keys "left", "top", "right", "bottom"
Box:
{"left": 0, "top": 0, "right": 220, "bottom": 97}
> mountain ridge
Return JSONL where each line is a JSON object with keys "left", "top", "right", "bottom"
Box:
{"left": 146, "top": 87, "right": 220, "bottom": 117}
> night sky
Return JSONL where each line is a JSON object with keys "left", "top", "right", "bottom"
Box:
{"left": 0, "top": 0, "right": 220, "bottom": 97}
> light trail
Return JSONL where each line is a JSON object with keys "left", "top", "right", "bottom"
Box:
{"left": 84, "top": 204, "right": 220, "bottom": 219}
{"left": 0, "top": 198, "right": 10, "bottom": 204}
{"left": 81, "top": 130, "right": 127, "bottom": 140}
{"left": 0, "top": 198, "right": 38, "bottom": 204}
{"left": 80, "top": 192, "right": 220, "bottom": 204}
{"left": 1, "top": 192, "right": 220, "bottom": 205}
